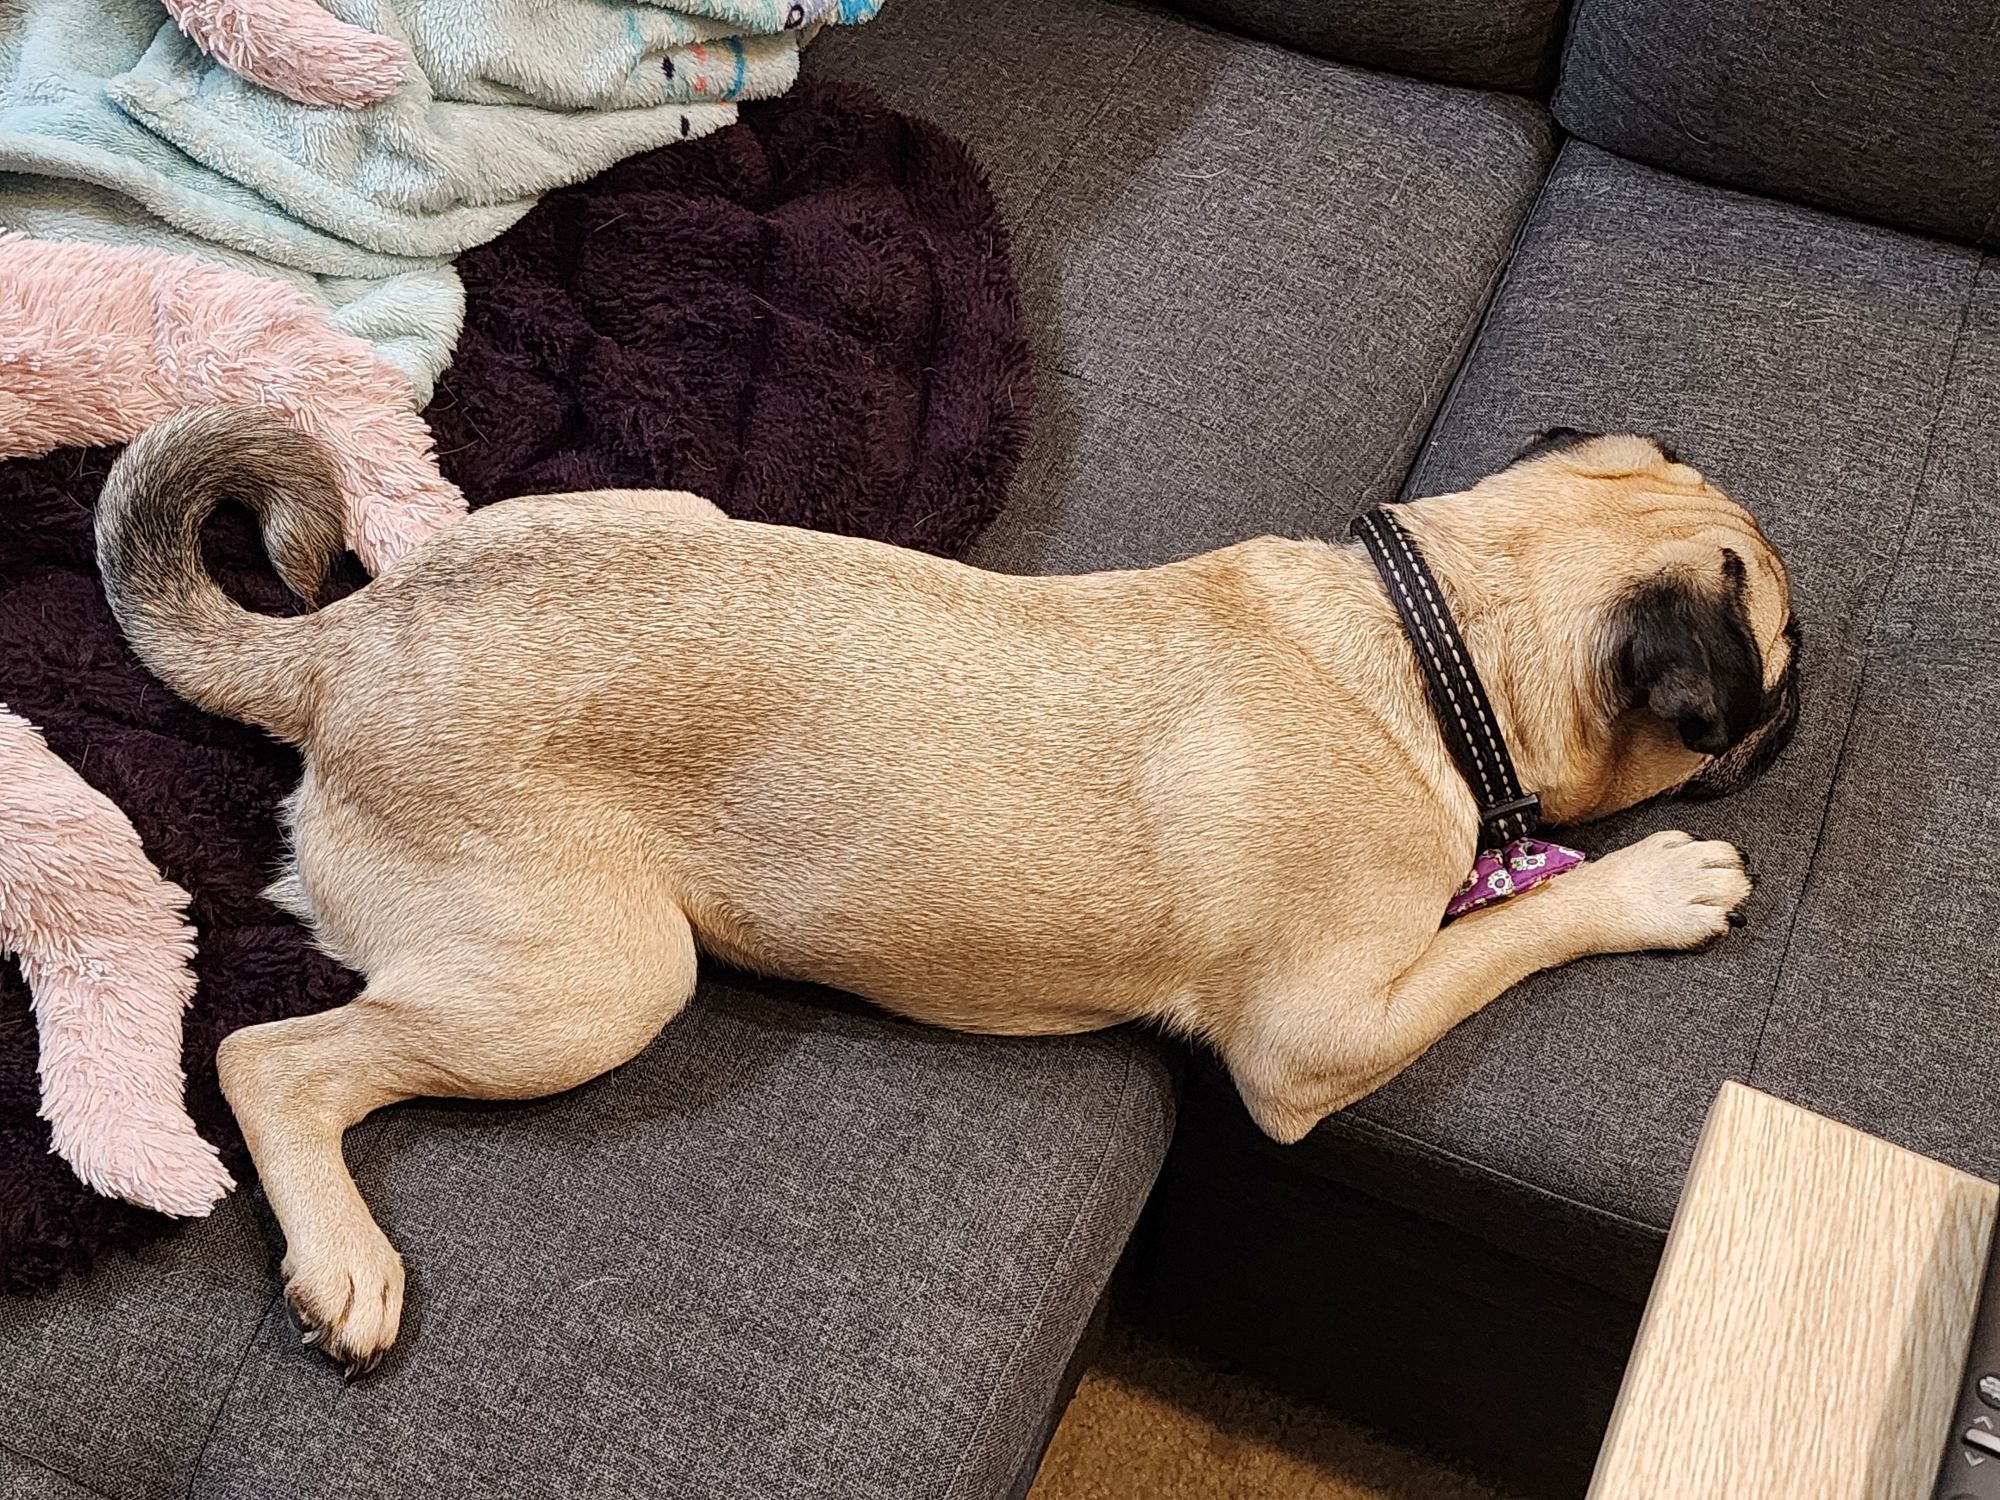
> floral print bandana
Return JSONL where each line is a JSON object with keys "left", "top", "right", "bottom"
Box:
{"left": 1444, "top": 837, "right": 1587, "bottom": 922}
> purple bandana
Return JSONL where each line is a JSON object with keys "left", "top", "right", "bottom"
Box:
{"left": 1444, "top": 837, "right": 1587, "bottom": 921}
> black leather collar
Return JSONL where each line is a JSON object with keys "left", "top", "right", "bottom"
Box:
{"left": 1350, "top": 506, "right": 1542, "bottom": 849}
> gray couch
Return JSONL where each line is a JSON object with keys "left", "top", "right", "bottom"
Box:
{"left": 7, "top": 2, "right": 1997, "bottom": 1497}
{"left": 808, "top": 0, "right": 2000, "bottom": 1492}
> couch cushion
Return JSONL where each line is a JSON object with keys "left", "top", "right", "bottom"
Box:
{"left": 1275, "top": 141, "right": 1992, "bottom": 1292}
{"left": 1751, "top": 645, "right": 2000, "bottom": 1168}
{"left": 0, "top": 1451, "right": 102, "bottom": 1500}
{"left": 1162, "top": 0, "right": 1564, "bottom": 92}
{"left": 1876, "top": 267, "right": 2000, "bottom": 647}
{"left": 0, "top": 1190, "right": 276, "bottom": 1500}
{"left": 1752, "top": 268, "right": 2000, "bottom": 1176}
{"left": 0, "top": 977, "right": 1171, "bottom": 1500}
{"left": 809, "top": 0, "right": 1556, "bottom": 574}
{"left": 1555, "top": 0, "right": 2000, "bottom": 248}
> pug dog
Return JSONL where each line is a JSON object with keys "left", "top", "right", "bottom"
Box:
{"left": 96, "top": 411, "right": 1799, "bottom": 1375}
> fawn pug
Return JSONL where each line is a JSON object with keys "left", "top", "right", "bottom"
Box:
{"left": 97, "top": 411, "right": 1798, "bottom": 1374}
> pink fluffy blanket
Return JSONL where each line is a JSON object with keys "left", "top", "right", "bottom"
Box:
{"left": 158, "top": 0, "right": 410, "bottom": 109}
{"left": 0, "top": 232, "right": 463, "bottom": 1218}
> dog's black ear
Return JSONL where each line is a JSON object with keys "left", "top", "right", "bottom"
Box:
{"left": 1609, "top": 560, "right": 1763, "bottom": 755}
{"left": 1510, "top": 427, "right": 1604, "bottom": 465}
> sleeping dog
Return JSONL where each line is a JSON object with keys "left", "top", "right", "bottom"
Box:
{"left": 97, "top": 411, "right": 1799, "bottom": 1374}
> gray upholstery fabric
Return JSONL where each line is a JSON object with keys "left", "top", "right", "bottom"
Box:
{"left": 1, "top": 979, "right": 1171, "bottom": 1500}
{"left": 1555, "top": 0, "right": 2000, "bottom": 248}
{"left": 1754, "top": 273, "right": 2000, "bottom": 1173}
{"left": 0, "top": 1450, "right": 103, "bottom": 1500}
{"left": 1295, "top": 142, "right": 1992, "bottom": 1258}
{"left": 1163, "top": 0, "right": 1564, "bottom": 92}
{"left": 1877, "top": 269, "right": 2000, "bottom": 645}
{"left": 0, "top": 1191, "right": 276, "bottom": 1499}
{"left": 809, "top": 0, "right": 1556, "bottom": 575}
{"left": 1754, "top": 645, "right": 2000, "bottom": 1174}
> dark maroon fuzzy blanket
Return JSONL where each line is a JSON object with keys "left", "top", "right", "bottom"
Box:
{"left": 0, "top": 82, "right": 1030, "bottom": 1295}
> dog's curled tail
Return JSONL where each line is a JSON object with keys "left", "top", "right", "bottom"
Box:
{"left": 96, "top": 408, "right": 344, "bottom": 742}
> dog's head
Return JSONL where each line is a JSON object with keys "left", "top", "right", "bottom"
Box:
{"left": 1416, "top": 429, "right": 1801, "bottom": 825}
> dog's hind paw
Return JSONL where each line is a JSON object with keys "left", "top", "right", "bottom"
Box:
{"left": 281, "top": 1229, "right": 405, "bottom": 1380}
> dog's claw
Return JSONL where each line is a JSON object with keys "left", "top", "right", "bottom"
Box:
{"left": 279, "top": 1236, "right": 405, "bottom": 1377}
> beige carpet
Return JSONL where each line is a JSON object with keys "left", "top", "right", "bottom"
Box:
{"left": 1028, "top": 1321, "right": 1520, "bottom": 1500}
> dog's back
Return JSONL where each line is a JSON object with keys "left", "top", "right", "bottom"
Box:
{"left": 98, "top": 410, "right": 1386, "bottom": 1035}
{"left": 301, "top": 492, "right": 1341, "bottom": 1034}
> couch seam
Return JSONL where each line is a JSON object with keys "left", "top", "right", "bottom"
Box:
{"left": 183, "top": 1285, "right": 285, "bottom": 1500}
{"left": 1008, "top": 24, "right": 1163, "bottom": 269}
{"left": 941, "top": 1048, "right": 1139, "bottom": 1500}
{"left": 0, "top": 1435, "right": 116, "bottom": 1500}
{"left": 1390, "top": 131, "right": 1570, "bottom": 503}
{"left": 1745, "top": 250, "right": 1990, "bottom": 1082}
{"left": 985, "top": 18, "right": 1161, "bottom": 568}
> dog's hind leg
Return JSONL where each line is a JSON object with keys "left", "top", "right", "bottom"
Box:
{"left": 1221, "top": 831, "right": 1750, "bottom": 1144}
{"left": 216, "top": 901, "right": 698, "bottom": 1376}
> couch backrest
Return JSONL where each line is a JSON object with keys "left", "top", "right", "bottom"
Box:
{"left": 1165, "top": 0, "right": 1566, "bottom": 93}
{"left": 1556, "top": 0, "right": 2000, "bottom": 247}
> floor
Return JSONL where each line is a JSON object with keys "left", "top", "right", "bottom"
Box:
{"left": 1027, "top": 1320, "right": 1520, "bottom": 1500}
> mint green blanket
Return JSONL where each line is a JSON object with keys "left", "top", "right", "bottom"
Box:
{"left": 0, "top": 0, "right": 879, "bottom": 398}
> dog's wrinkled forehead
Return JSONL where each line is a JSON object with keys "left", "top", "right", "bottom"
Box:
{"left": 1500, "top": 423, "right": 1797, "bottom": 691}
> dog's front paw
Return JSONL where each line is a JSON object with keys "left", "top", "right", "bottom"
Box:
{"left": 1581, "top": 830, "right": 1751, "bottom": 953}
{"left": 282, "top": 1227, "right": 405, "bottom": 1380}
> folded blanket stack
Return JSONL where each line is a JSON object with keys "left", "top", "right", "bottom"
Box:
{"left": 0, "top": 0, "right": 880, "bottom": 395}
